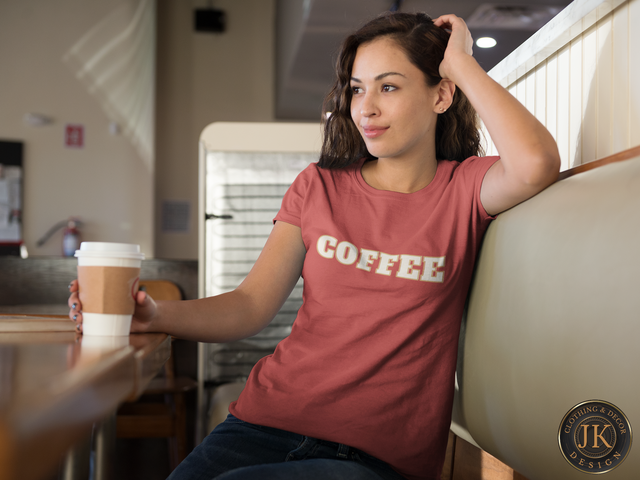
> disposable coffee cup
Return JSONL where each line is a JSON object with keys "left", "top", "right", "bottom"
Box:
{"left": 75, "top": 242, "right": 145, "bottom": 336}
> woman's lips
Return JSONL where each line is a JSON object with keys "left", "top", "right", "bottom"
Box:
{"left": 362, "top": 125, "right": 389, "bottom": 138}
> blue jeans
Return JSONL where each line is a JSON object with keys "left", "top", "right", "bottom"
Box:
{"left": 167, "top": 414, "right": 407, "bottom": 480}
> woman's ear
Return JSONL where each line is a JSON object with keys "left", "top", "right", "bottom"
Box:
{"left": 433, "top": 79, "right": 456, "bottom": 113}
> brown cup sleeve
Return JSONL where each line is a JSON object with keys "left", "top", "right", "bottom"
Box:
{"left": 77, "top": 266, "right": 140, "bottom": 315}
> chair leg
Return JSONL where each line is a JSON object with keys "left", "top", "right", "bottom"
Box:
{"left": 167, "top": 392, "right": 189, "bottom": 471}
{"left": 168, "top": 436, "right": 180, "bottom": 472}
{"left": 175, "top": 392, "right": 188, "bottom": 461}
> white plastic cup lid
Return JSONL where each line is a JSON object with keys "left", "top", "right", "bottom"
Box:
{"left": 74, "top": 242, "right": 145, "bottom": 260}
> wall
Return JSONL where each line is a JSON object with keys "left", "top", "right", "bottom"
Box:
{"left": 0, "top": 0, "right": 155, "bottom": 257}
{"left": 155, "top": 0, "right": 276, "bottom": 259}
{"left": 483, "top": 0, "right": 640, "bottom": 170}
{"left": 0, "top": 0, "right": 275, "bottom": 260}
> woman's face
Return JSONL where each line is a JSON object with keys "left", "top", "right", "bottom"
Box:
{"left": 350, "top": 37, "right": 440, "bottom": 163}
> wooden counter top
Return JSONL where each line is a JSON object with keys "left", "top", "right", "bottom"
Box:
{"left": 0, "top": 315, "right": 170, "bottom": 480}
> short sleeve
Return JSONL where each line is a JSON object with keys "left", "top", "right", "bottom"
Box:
{"left": 453, "top": 155, "right": 500, "bottom": 221}
{"left": 273, "top": 163, "right": 317, "bottom": 227}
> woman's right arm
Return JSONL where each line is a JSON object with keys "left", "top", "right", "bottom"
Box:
{"left": 68, "top": 221, "right": 306, "bottom": 342}
{"left": 434, "top": 15, "right": 560, "bottom": 216}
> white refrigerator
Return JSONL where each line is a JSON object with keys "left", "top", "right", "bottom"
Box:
{"left": 197, "top": 122, "right": 321, "bottom": 440}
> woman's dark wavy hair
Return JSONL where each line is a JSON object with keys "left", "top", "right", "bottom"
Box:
{"left": 319, "top": 11, "right": 483, "bottom": 169}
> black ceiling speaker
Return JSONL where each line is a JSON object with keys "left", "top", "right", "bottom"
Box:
{"left": 194, "top": 9, "right": 226, "bottom": 33}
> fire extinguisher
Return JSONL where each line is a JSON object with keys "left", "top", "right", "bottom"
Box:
{"left": 62, "top": 218, "right": 81, "bottom": 257}
{"left": 36, "top": 217, "right": 82, "bottom": 257}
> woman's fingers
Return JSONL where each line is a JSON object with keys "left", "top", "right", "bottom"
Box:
{"left": 68, "top": 292, "right": 81, "bottom": 312}
{"left": 135, "top": 290, "right": 148, "bottom": 305}
{"left": 68, "top": 280, "right": 83, "bottom": 331}
{"left": 434, "top": 14, "right": 474, "bottom": 79}
{"left": 434, "top": 15, "right": 472, "bottom": 45}
{"left": 130, "top": 291, "right": 158, "bottom": 333}
{"left": 70, "top": 305, "right": 83, "bottom": 333}
{"left": 433, "top": 14, "right": 453, "bottom": 30}
{"left": 433, "top": 14, "right": 462, "bottom": 30}
{"left": 134, "top": 290, "right": 156, "bottom": 321}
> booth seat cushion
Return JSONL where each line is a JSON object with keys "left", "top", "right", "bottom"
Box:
{"left": 454, "top": 157, "right": 640, "bottom": 480}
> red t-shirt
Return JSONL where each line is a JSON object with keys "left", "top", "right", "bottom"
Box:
{"left": 230, "top": 156, "right": 498, "bottom": 479}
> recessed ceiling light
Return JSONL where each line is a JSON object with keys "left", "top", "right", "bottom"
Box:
{"left": 476, "top": 37, "right": 497, "bottom": 48}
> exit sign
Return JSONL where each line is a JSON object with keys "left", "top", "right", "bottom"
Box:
{"left": 65, "top": 124, "right": 84, "bottom": 148}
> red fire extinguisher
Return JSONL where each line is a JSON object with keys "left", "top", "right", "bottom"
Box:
{"left": 36, "top": 217, "right": 83, "bottom": 256}
{"left": 62, "top": 218, "right": 81, "bottom": 257}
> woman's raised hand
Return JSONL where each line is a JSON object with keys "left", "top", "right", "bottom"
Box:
{"left": 68, "top": 279, "right": 158, "bottom": 333}
{"left": 433, "top": 14, "right": 475, "bottom": 80}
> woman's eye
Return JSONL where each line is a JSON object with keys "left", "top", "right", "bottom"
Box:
{"left": 351, "top": 85, "right": 362, "bottom": 94}
{"left": 382, "top": 84, "right": 396, "bottom": 92}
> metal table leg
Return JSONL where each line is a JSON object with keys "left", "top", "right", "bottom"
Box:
{"left": 93, "top": 412, "right": 116, "bottom": 480}
{"left": 61, "top": 432, "right": 92, "bottom": 480}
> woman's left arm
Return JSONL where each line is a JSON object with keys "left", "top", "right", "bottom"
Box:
{"left": 435, "top": 14, "right": 561, "bottom": 216}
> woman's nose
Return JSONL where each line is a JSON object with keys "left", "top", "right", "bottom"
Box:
{"left": 360, "top": 93, "right": 379, "bottom": 117}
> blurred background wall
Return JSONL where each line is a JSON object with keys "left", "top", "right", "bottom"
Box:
{"left": 0, "top": 0, "right": 275, "bottom": 260}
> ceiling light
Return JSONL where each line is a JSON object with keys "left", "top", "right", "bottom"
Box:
{"left": 476, "top": 37, "right": 497, "bottom": 48}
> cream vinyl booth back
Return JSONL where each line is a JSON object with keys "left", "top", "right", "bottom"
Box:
{"left": 453, "top": 0, "right": 640, "bottom": 478}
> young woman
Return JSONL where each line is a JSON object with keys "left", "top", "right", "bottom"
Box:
{"left": 69, "top": 12, "right": 559, "bottom": 480}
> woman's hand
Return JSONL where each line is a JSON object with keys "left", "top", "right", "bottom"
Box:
{"left": 68, "top": 279, "right": 158, "bottom": 333}
{"left": 433, "top": 14, "right": 474, "bottom": 80}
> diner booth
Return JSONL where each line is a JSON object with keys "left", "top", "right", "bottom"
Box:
{"left": 197, "top": 0, "right": 640, "bottom": 479}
